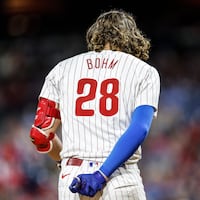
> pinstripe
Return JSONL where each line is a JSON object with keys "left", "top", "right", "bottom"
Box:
{"left": 59, "top": 160, "right": 146, "bottom": 200}
{"left": 39, "top": 50, "right": 160, "bottom": 200}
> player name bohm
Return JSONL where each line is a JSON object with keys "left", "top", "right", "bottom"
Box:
{"left": 86, "top": 58, "right": 118, "bottom": 69}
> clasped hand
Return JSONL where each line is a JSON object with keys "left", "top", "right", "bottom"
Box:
{"left": 69, "top": 170, "right": 106, "bottom": 197}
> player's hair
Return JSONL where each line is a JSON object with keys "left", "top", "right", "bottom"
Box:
{"left": 86, "top": 9, "right": 151, "bottom": 61}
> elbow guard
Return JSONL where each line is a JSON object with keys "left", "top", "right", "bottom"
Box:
{"left": 30, "top": 97, "right": 61, "bottom": 153}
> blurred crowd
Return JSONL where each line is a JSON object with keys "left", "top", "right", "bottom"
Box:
{"left": 0, "top": 2, "right": 200, "bottom": 199}
{"left": 0, "top": 32, "right": 199, "bottom": 200}
{"left": 0, "top": 34, "right": 85, "bottom": 199}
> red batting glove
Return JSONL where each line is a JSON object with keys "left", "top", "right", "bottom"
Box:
{"left": 30, "top": 125, "right": 55, "bottom": 153}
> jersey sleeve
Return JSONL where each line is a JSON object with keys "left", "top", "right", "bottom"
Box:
{"left": 39, "top": 63, "right": 62, "bottom": 103}
{"left": 135, "top": 66, "right": 160, "bottom": 117}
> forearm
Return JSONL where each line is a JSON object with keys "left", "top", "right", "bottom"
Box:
{"left": 30, "top": 97, "right": 62, "bottom": 157}
{"left": 48, "top": 134, "right": 62, "bottom": 161}
{"left": 100, "top": 105, "right": 154, "bottom": 177}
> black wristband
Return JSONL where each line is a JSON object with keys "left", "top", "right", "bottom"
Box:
{"left": 56, "top": 160, "right": 61, "bottom": 169}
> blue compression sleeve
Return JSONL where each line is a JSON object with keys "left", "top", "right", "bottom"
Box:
{"left": 100, "top": 105, "right": 154, "bottom": 177}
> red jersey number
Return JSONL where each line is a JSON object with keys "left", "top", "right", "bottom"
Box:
{"left": 75, "top": 78, "right": 119, "bottom": 116}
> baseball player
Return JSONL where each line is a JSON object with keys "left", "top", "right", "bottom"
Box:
{"left": 30, "top": 9, "right": 160, "bottom": 200}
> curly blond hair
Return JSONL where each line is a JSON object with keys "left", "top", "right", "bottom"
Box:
{"left": 86, "top": 9, "right": 151, "bottom": 61}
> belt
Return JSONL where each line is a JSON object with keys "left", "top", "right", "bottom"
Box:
{"left": 65, "top": 157, "right": 125, "bottom": 168}
{"left": 66, "top": 158, "right": 83, "bottom": 166}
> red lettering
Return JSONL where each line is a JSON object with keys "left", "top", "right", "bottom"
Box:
{"left": 86, "top": 58, "right": 118, "bottom": 70}
{"left": 108, "top": 59, "right": 118, "bottom": 69}
{"left": 102, "top": 58, "right": 108, "bottom": 68}
{"left": 95, "top": 58, "right": 101, "bottom": 68}
{"left": 86, "top": 59, "right": 93, "bottom": 69}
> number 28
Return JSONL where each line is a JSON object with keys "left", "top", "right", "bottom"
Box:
{"left": 75, "top": 78, "right": 119, "bottom": 116}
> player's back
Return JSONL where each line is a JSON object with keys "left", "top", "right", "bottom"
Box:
{"left": 42, "top": 50, "right": 156, "bottom": 162}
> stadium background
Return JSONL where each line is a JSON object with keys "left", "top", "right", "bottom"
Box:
{"left": 0, "top": 0, "right": 199, "bottom": 199}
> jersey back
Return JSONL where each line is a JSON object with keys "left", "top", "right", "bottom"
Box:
{"left": 39, "top": 50, "right": 160, "bottom": 163}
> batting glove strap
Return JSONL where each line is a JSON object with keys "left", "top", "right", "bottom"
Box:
{"left": 97, "top": 169, "right": 109, "bottom": 182}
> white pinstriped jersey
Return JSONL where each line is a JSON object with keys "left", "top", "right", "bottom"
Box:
{"left": 39, "top": 50, "right": 160, "bottom": 163}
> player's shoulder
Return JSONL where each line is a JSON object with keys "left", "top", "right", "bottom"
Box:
{"left": 121, "top": 52, "right": 157, "bottom": 71}
{"left": 124, "top": 52, "right": 160, "bottom": 78}
{"left": 128, "top": 53, "right": 159, "bottom": 73}
{"left": 58, "top": 51, "right": 90, "bottom": 65}
{"left": 44, "top": 52, "right": 88, "bottom": 79}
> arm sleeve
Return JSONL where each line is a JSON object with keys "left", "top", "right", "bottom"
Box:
{"left": 99, "top": 105, "right": 154, "bottom": 177}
